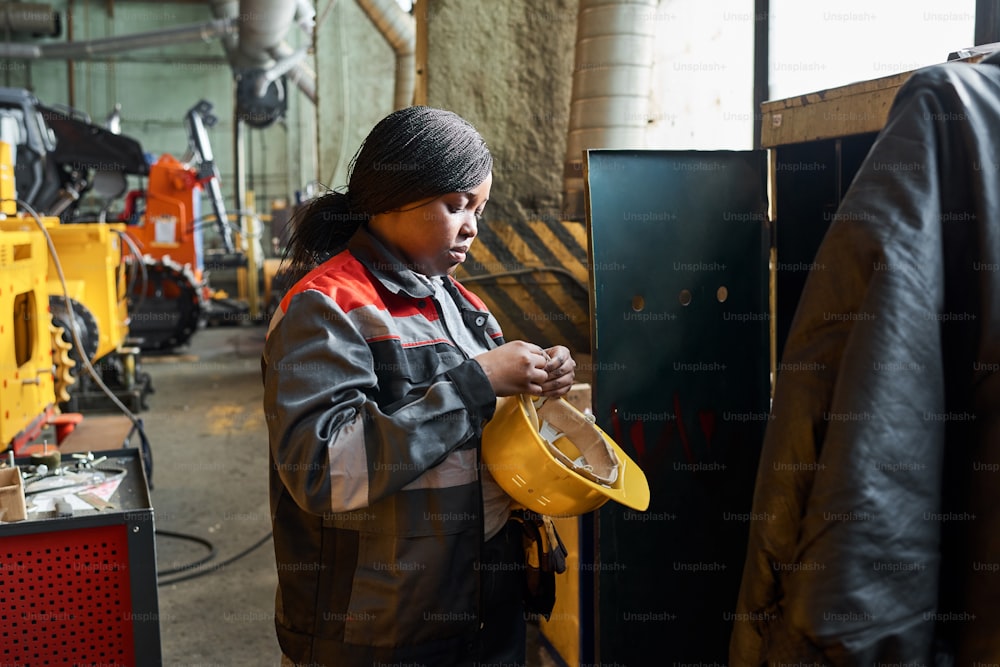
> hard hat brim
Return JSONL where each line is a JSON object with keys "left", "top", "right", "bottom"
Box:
{"left": 482, "top": 394, "right": 651, "bottom": 516}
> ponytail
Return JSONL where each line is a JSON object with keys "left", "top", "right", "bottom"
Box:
{"left": 281, "top": 191, "right": 364, "bottom": 284}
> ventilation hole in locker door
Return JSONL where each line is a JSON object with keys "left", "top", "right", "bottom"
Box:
{"left": 631, "top": 295, "right": 645, "bottom": 312}
{"left": 0, "top": 523, "right": 136, "bottom": 664}
{"left": 717, "top": 286, "right": 728, "bottom": 303}
{"left": 679, "top": 289, "right": 692, "bottom": 306}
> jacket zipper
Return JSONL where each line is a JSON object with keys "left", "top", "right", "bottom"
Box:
{"left": 427, "top": 280, "right": 487, "bottom": 654}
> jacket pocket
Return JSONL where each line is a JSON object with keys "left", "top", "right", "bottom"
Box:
{"left": 343, "top": 529, "right": 478, "bottom": 647}
{"left": 372, "top": 341, "right": 464, "bottom": 405}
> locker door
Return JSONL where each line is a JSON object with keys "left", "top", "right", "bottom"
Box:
{"left": 584, "top": 149, "right": 770, "bottom": 663}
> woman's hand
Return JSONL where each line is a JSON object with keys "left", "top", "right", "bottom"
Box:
{"left": 474, "top": 342, "right": 577, "bottom": 397}
{"left": 539, "top": 345, "right": 576, "bottom": 397}
{"left": 474, "top": 341, "right": 549, "bottom": 396}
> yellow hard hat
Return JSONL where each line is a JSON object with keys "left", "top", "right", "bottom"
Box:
{"left": 481, "top": 394, "right": 651, "bottom": 517}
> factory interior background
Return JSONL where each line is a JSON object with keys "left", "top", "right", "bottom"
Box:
{"left": 0, "top": 0, "right": 992, "bottom": 665}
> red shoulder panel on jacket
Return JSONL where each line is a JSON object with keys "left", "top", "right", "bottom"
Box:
{"left": 280, "top": 252, "right": 381, "bottom": 315}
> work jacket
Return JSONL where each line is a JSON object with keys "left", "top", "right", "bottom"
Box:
{"left": 730, "top": 52, "right": 1000, "bottom": 664}
{"left": 262, "top": 226, "right": 503, "bottom": 665}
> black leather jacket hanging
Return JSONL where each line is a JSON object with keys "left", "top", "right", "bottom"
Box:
{"left": 731, "top": 51, "right": 1000, "bottom": 665}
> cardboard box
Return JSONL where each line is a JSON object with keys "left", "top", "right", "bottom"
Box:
{"left": 0, "top": 466, "right": 26, "bottom": 522}
{"left": 564, "top": 383, "right": 592, "bottom": 415}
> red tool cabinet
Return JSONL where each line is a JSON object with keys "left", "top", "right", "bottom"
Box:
{"left": 0, "top": 448, "right": 160, "bottom": 666}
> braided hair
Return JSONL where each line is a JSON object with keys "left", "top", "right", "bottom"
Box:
{"left": 282, "top": 106, "right": 493, "bottom": 282}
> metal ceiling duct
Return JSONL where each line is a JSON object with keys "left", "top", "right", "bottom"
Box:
{"left": 0, "top": 2, "right": 60, "bottom": 37}
{"left": 207, "top": 0, "right": 240, "bottom": 57}
{"left": 267, "top": 40, "right": 316, "bottom": 103}
{"left": 563, "top": 0, "right": 656, "bottom": 220}
{"left": 209, "top": 0, "right": 317, "bottom": 105}
{"left": 0, "top": 18, "right": 236, "bottom": 59}
{"left": 0, "top": 0, "right": 315, "bottom": 106}
{"left": 356, "top": 0, "right": 416, "bottom": 110}
{"left": 236, "top": 0, "right": 299, "bottom": 68}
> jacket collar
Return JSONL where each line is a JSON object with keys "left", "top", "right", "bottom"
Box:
{"left": 347, "top": 225, "right": 435, "bottom": 299}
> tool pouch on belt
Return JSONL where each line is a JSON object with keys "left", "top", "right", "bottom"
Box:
{"left": 512, "top": 510, "right": 568, "bottom": 620}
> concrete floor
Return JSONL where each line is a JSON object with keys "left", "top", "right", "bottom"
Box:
{"left": 133, "top": 323, "right": 558, "bottom": 666}
{"left": 144, "top": 324, "right": 280, "bottom": 666}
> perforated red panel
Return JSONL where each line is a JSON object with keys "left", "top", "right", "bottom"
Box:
{"left": 0, "top": 523, "right": 136, "bottom": 665}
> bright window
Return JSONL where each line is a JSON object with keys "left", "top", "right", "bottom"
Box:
{"left": 769, "top": 0, "right": 977, "bottom": 99}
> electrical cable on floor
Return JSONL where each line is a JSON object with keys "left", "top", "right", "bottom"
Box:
{"left": 155, "top": 528, "right": 217, "bottom": 576}
{"left": 156, "top": 529, "right": 273, "bottom": 587}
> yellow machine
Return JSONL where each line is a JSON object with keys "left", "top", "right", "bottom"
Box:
{"left": 0, "top": 222, "right": 58, "bottom": 450}
{"left": 0, "top": 142, "right": 65, "bottom": 451}
{"left": 39, "top": 218, "right": 147, "bottom": 413}
{"left": 0, "top": 141, "right": 10, "bottom": 217}
{"left": 42, "top": 221, "right": 130, "bottom": 366}
{"left": 0, "top": 140, "right": 144, "bottom": 455}
{"left": 0, "top": 221, "right": 142, "bottom": 417}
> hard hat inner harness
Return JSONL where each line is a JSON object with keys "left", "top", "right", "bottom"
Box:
{"left": 529, "top": 397, "right": 621, "bottom": 488}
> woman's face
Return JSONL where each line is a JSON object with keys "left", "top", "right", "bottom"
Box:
{"left": 368, "top": 173, "right": 492, "bottom": 276}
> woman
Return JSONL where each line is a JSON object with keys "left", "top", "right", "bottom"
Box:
{"left": 262, "top": 106, "right": 576, "bottom": 666}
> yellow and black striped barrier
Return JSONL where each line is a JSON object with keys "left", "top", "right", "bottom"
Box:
{"left": 455, "top": 217, "right": 591, "bottom": 355}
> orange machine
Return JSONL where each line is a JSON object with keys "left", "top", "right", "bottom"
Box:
{"left": 120, "top": 153, "right": 210, "bottom": 352}
{"left": 119, "top": 101, "right": 245, "bottom": 351}
{"left": 126, "top": 153, "right": 206, "bottom": 272}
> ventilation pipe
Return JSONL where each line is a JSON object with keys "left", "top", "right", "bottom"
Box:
{"left": 209, "top": 0, "right": 317, "bottom": 105}
{"left": 267, "top": 41, "right": 316, "bottom": 103}
{"left": 205, "top": 0, "right": 317, "bottom": 321}
{"left": 0, "top": 18, "right": 236, "bottom": 59}
{"left": 563, "top": 0, "right": 656, "bottom": 220}
{"left": 357, "top": 0, "right": 416, "bottom": 110}
{"left": 0, "top": 2, "right": 60, "bottom": 37}
{"left": 207, "top": 0, "right": 240, "bottom": 57}
{"left": 235, "top": 0, "right": 299, "bottom": 67}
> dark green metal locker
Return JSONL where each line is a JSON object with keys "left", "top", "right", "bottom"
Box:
{"left": 584, "top": 149, "right": 770, "bottom": 662}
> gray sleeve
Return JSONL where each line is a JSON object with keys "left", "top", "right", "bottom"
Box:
{"left": 262, "top": 289, "right": 496, "bottom": 514}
